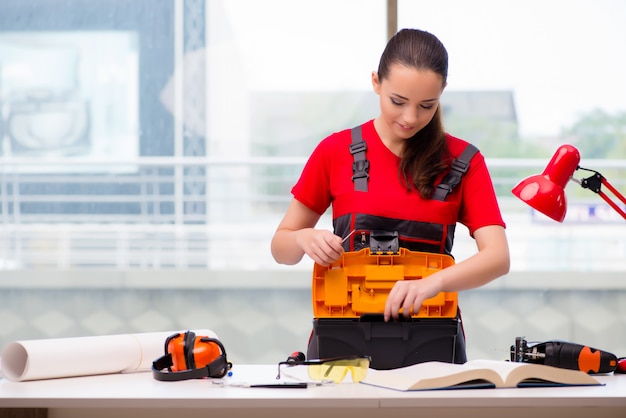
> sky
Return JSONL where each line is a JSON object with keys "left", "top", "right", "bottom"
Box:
{"left": 217, "top": 0, "right": 626, "bottom": 138}
{"left": 399, "top": 0, "right": 626, "bottom": 137}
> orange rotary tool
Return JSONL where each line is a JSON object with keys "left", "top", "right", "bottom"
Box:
{"left": 510, "top": 336, "right": 618, "bottom": 374}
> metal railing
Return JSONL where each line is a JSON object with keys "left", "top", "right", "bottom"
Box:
{"left": 0, "top": 156, "right": 625, "bottom": 271}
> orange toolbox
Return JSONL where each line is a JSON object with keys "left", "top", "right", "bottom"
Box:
{"left": 313, "top": 247, "right": 458, "bottom": 318}
{"left": 310, "top": 247, "right": 466, "bottom": 369}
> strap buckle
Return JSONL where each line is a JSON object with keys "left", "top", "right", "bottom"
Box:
{"left": 450, "top": 158, "right": 469, "bottom": 174}
{"left": 352, "top": 160, "right": 370, "bottom": 181}
{"left": 435, "top": 183, "right": 452, "bottom": 194}
{"left": 349, "top": 141, "right": 367, "bottom": 155}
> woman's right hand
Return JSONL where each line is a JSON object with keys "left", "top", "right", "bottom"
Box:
{"left": 295, "top": 228, "right": 344, "bottom": 266}
{"left": 271, "top": 199, "right": 343, "bottom": 266}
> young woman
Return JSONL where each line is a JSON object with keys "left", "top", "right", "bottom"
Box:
{"left": 271, "top": 28, "right": 510, "bottom": 360}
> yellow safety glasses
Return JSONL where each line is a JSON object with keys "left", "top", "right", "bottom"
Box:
{"left": 276, "top": 355, "right": 371, "bottom": 383}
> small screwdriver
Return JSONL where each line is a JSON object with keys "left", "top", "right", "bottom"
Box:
{"left": 342, "top": 229, "right": 356, "bottom": 244}
{"left": 286, "top": 351, "right": 305, "bottom": 364}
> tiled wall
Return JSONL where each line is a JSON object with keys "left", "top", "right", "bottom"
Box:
{"left": 1, "top": 272, "right": 625, "bottom": 367}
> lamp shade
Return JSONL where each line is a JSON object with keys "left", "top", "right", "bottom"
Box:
{"left": 511, "top": 144, "right": 581, "bottom": 222}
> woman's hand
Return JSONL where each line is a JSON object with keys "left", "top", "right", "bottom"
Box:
{"left": 295, "top": 228, "right": 344, "bottom": 266}
{"left": 383, "top": 275, "right": 444, "bottom": 321}
{"left": 383, "top": 225, "right": 510, "bottom": 321}
{"left": 271, "top": 199, "right": 344, "bottom": 266}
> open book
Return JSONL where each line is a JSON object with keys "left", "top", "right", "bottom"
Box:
{"left": 360, "top": 359, "right": 603, "bottom": 391}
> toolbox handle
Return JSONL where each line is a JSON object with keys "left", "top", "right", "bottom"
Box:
{"left": 359, "top": 313, "right": 413, "bottom": 323}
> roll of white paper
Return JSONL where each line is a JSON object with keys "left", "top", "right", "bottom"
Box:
{"left": 0, "top": 329, "right": 218, "bottom": 381}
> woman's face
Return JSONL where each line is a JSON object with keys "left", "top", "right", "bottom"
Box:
{"left": 372, "top": 63, "right": 445, "bottom": 143}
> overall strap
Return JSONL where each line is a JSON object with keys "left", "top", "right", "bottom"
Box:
{"left": 350, "top": 125, "right": 369, "bottom": 192}
{"left": 431, "top": 144, "right": 479, "bottom": 201}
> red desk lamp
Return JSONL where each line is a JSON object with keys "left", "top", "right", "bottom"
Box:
{"left": 511, "top": 144, "right": 626, "bottom": 222}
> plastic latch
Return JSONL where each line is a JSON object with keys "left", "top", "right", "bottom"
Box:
{"left": 352, "top": 160, "right": 370, "bottom": 180}
{"left": 349, "top": 141, "right": 367, "bottom": 155}
{"left": 369, "top": 230, "right": 399, "bottom": 254}
{"left": 450, "top": 158, "right": 469, "bottom": 174}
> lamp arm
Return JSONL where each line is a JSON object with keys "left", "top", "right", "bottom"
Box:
{"left": 576, "top": 167, "right": 626, "bottom": 220}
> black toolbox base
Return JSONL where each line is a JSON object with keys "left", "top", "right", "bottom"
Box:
{"left": 311, "top": 314, "right": 466, "bottom": 370}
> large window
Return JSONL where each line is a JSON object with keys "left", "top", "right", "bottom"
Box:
{"left": 0, "top": 0, "right": 624, "bottom": 271}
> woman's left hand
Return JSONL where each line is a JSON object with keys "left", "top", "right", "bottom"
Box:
{"left": 383, "top": 275, "right": 443, "bottom": 321}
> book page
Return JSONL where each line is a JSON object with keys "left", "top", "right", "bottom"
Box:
{"left": 464, "top": 360, "right": 602, "bottom": 387}
{"left": 462, "top": 360, "right": 530, "bottom": 384}
{"left": 360, "top": 360, "right": 602, "bottom": 391}
{"left": 506, "top": 362, "right": 602, "bottom": 387}
{"left": 360, "top": 361, "right": 502, "bottom": 391}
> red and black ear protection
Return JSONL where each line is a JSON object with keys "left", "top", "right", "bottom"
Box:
{"left": 152, "top": 331, "right": 232, "bottom": 381}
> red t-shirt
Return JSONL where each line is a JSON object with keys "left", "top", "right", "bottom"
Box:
{"left": 292, "top": 119, "right": 505, "bottom": 245}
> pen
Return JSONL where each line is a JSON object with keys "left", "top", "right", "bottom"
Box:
{"left": 212, "top": 381, "right": 325, "bottom": 389}
{"left": 249, "top": 383, "right": 309, "bottom": 389}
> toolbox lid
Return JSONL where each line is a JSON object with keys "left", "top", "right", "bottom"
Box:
{"left": 312, "top": 248, "right": 457, "bottom": 318}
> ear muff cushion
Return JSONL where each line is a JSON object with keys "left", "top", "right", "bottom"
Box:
{"left": 192, "top": 337, "right": 223, "bottom": 369}
{"left": 166, "top": 332, "right": 191, "bottom": 372}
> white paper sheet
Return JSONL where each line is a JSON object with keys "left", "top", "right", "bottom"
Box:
{"left": 0, "top": 329, "right": 218, "bottom": 381}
